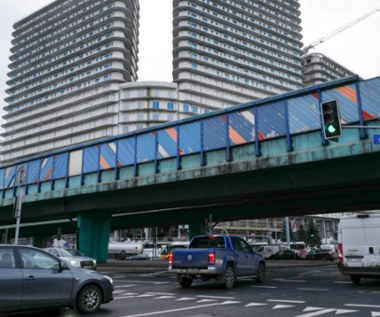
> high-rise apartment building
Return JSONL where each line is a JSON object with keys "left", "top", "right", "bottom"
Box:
{"left": 2, "top": 0, "right": 305, "bottom": 164}
{"left": 172, "top": 0, "right": 304, "bottom": 111}
{"left": 302, "top": 52, "right": 356, "bottom": 87}
{"left": 2, "top": 0, "right": 139, "bottom": 164}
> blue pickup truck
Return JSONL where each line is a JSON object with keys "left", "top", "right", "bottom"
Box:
{"left": 168, "top": 235, "right": 266, "bottom": 289}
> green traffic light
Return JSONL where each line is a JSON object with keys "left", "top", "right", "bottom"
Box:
{"left": 327, "top": 124, "right": 337, "bottom": 134}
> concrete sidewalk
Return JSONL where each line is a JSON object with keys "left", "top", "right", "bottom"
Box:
{"left": 98, "top": 258, "right": 337, "bottom": 273}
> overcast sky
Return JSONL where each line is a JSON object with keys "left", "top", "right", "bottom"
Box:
{"left": 1, "top": 0, "right": 380, "bottom": 123}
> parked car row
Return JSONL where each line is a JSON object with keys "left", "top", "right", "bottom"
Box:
{"left": 265, "top": 247, "right": 337, "bottom": 261}
{"left": 0, "top": 244, "right": 113, "bottom": 315}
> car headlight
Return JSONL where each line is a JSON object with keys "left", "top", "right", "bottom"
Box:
{"left": 69, "top": 259, "right": 81, "bottom": 267}
{"left": 104, "top": 275, "right": 113, "bottom": 285}
{"left": 93, "top": 260, "right": 97, "bottom": 266}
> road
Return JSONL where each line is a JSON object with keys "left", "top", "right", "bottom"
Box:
{"left": 15, "top": 260, "right": 380, "bottom": 317}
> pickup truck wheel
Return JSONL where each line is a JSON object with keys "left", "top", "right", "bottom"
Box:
{"left": 255, "top": 263, "right": 266, "bottom": 283}
{"left": 222, "top": 265, "right": 235, "bottom": 289}
{"left": 351, "top": 275, "right": 361, "bottom": 285}
{"left": 179, "top": 277, "right": 193, "bottom": 288}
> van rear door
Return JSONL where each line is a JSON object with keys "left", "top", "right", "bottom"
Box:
{"left": 342, "top": 217, "right": 365, "bottom": 267}
{"left": 362, "top": 217, "right": 380, "bottom": 267}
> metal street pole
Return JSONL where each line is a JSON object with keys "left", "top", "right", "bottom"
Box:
{"left": 14, "top": 166, "right": 26, "bottom": 245}
{"left": 285, "top": 217, "right": 291, "bottom": 248}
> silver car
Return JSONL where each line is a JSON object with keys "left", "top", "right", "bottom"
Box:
{"left": 0, "top": 244, "right": 113, "bottom": 315}
{"left": 44, "top": 247, "right": 97, "bottom": 270}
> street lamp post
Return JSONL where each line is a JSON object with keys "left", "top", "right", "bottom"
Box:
{"left": 14, "top": 166, "right": 26, "bottom": 245}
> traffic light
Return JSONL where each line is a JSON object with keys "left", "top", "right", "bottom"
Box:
{"left": 320, "top": 99, "right": 342, "bottom": 139}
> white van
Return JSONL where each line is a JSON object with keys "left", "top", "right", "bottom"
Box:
{"left": 338, "top": 213, "right": 380, "bottom": 285}
{"left": 255, "top": 244, "right": 284, "bottom": 259}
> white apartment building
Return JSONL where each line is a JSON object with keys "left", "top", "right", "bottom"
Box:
{"left": 172, "top": 0, "right": 304, "bottom": 111}
{"left": 2, "top": 0, "right": 305, "bottom": 164}
{"left": 2, "top": 0, "right": 139, "bottom": 164}
{"left": 302, "top": 52, "right": 356, "bottom": 87}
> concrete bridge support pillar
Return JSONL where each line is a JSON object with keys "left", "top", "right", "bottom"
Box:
{"left": 77, "top": 211, "right": 111, "bottom": 263}
{"left": 188, "top": 219, "right": 207, "bottom": 239}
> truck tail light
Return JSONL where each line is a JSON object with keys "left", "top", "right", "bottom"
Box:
{"left": 208, "top": 252, "right": 215, "bottom": 265}
{"left": 338, "top": 243, "right": 343, "bottom": 262}
{"left": 168, "top": 253, "right": 173, "bottom": 265}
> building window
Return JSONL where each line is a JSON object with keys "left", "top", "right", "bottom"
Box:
{"left": 167, "top": 102, "right": 174, "bottom": 110}
{"left": 183, "top": 104, "right": 189, "bottom": 112}
{"left": 152, "top": 101, "right": 160, "bottom": 109}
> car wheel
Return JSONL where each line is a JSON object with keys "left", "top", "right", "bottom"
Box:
{"left": 255, "top": 262, "right": 266, "bottom": 283}
{"left": 76, "top": 285, "right": 102, "bottom": 314}
{"left": 222, "top": 265, "right": 235, "bottom": 289}
{"left": 350, "top": 275, "right": 361, "bottom": 285}
{"left": 179, "top": 277, "right": 193, "bottom": 288}
{"left": 119, "top": 251, "right": 126, "bottom": 260}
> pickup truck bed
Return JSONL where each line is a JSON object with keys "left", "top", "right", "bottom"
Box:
{"left": 168, "top": 235, "right": 265, "bottom": 289}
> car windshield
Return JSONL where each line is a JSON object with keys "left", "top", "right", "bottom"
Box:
{"left": 65, "top": 249, "right": 83, "bottom": 256}
{"left": 59, "top": 249, "right": 77, "bottom": 257}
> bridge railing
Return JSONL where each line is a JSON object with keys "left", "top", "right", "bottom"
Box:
{"left": 1, "top": 75, "right": 380, "bottom": 200}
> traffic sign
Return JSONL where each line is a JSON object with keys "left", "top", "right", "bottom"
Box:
{"left": 374, "top": 135, "right": 380, "bottom": 144}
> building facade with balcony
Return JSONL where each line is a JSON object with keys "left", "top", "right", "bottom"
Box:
{"left": 172, "top": 0, "right": 304, "bottom": 111}
{"left": 2, "top": 0, "right": 305, "bottom": 164}
{"left": 302, "top": 52, "right": 356, "bottom": 87}
{"left": 2, "top": 0, "right": 140, "bottom": 164}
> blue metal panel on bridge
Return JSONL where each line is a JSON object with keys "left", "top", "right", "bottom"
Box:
{"left": 1, "top": 75, "right": 380, "bottom": 201}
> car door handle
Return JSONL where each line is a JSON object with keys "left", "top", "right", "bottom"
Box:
{"left": 25, "top": 276, "right": 35, "bottom": 281}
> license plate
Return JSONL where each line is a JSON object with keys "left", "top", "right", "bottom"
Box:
{"left": 186, "top": 268, "right": 200, "bottom": 274}
{"left": 347, "top": 258, "right": 362, "bottom": 262}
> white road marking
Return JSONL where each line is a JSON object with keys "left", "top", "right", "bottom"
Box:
{"left": 221, "top": 300, "right": 242, "bottom": 305}
{"left": 120, "top": 302, "right": 232, "bottom": 317}
{"left": 154, "top": 296, "right": 175, "bottom": 299}
{"left": 251, "top": 285, "right": 277, "bottom": 289}
{"left": 297, "top": 288, "right": 330, "bottom": 292}
{"left": 146, "top": 292, "right": 176, "bottom": 296}
{"left": 371, "top": 312, "right": 380, "bottom": 317}
{"left": 303, "top": 307, "right": 325, "bottom": 312}
{"left": 176, "top": 297, "right": 196, "bottom": 301}
{"left": 345, "top": 304, "right": 380, "bottom": 309}
{"left": 196, "top": 295, "right": 236, "bottom": 300}
{"left": 153, "top": 282, "right": 170, "bottom": 284}
{"left": 136, "top": 294, "right": 155, "bottom": 298}
{"left": 272, "top": 304, "right": 295, "bottom": 309}
{"left": 273, "top": 278, "right": 306, "bottom": 283}
{"left": 196, "top": 299, "right": 217, "bottom": 303}
{"left": 245, "top": 303, "right": 268, "bottom": 307}
{"left": 293, "top": 308, "right": 336, "bottom": 317}
{"left": 335, "top": 309, "right": 358, "bottom": 315}
{"left": 268, "top": 299, "right": 306, "bottom": 304}
{"left": 334, "top": 281, "right": 352, "bottom": 284}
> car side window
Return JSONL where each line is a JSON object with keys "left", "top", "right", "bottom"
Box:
{"left": 0, "top": 248, "right": 16, "bottom": 268}
{"left": 232, "top": 238, "right": 242, "bottom": 251}
{"left": 19, "top": 248, "right": 60, "bottom": 270}
{"left": 239, "top": 239, "right": 251, "bottom": 253}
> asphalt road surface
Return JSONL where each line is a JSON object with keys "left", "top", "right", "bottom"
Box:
{"left": 9, "top": 260, "right": 380, "bottom": 317}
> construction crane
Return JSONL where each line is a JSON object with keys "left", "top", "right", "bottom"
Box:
{"left": 303, "top": 7, "right": 380, "bottom": 54}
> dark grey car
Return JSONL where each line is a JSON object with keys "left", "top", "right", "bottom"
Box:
{"left": 0, "top": 244, "right": 113, "bottom": 315}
